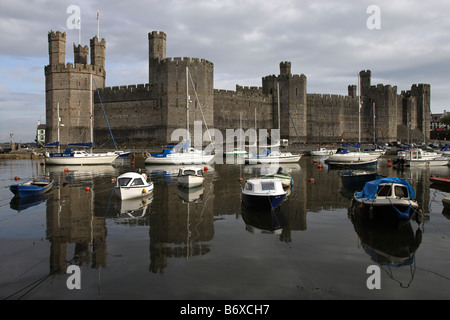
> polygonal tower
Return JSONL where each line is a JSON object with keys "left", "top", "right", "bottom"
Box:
{"left": 45, "top": 31, "right": 106, "bottom": 147}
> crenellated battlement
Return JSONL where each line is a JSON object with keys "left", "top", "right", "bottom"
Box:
{"left": 161, "top": 57, "right": 214, "bottom": 68}
{"left": 44, "top": 62, "right": 105, "bottom": 75}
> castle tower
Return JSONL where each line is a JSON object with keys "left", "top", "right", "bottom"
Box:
{"left": 74, "top": 44, "right": 89, "bottom": 65}
{"left": 48, "top": 31, "right": 66, "bottom": 65}
{"left": 262, "top": 62, "right": 307, "bottom": 143}
{"left": 45, "top": 31, "right": 106, "bottom": 147}
{"left": 90, "top": 36, "right": 106, "bottom": 69}
{"left": 148, "top": 31, "right": 167, "bottom": 84}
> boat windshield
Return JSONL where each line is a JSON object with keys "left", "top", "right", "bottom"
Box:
{"left": 131, "top": 178, "right": 145, "bottom": 186}
{"left": 261, "top": 182, "right": 275, "bottom": 190}
{"left": 377, "top": 184, "right": 392, "bottom": 196}
{"left": 118, "top": 178, "right": 132, "bottom": 186}
{"left": 394, "top": 185, "right": 408, "bottom": 198}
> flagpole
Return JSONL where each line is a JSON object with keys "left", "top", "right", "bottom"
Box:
{"left": 97, "top": 10, "right": 100, "bottom": 39}
{"left": 78, "top": 16, "right": 81, "bottom": 45}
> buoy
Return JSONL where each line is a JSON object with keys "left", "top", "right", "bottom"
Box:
{"left": 64, "top": 168, "right": 69, "bottom": 173}
{"left": 317, "top": 164, "right": 323, "bottom": 169}
{"left": 111, "top": 177, "right": 117, "bottom": 183}
{"left": 131, "top": 161, "right": 135, "bottom": 166}
{"left": 45, "top": 176, "right": 50, "bottom": 180}
{"left": 313, "top": 160, "right": 317, "bottom": 164}
{"left": 238, "top": 177, "right": 244, "bottom": 183}
{"left": 387, "top": 163, "right": 392, "bottom": 168}
{"left": 85, "top": 187, "right": 91, "bottom": 192}
{"left": 142, "top": 189, "right": 147, "bottom": 193}
{"left": 40, "top": 162, "right": 44, "bottom": 166}
{"left": 14, "top": 176, "right": 20, "bottom": 181}
{"left": 308, "top": 177, "right": 315, "bottom": 183}
{"left": 203, "top": 166, "right": 208, "bottom": 172}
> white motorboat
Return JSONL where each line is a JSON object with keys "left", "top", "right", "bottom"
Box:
{"left": 114, "top": 172, "right": 154, "bottom": 200}
{"left": 241, "top": 178, "right": 287, "bottom": 210}
{"left": 397, "top": 149, "right": 449, "bottom": 167}
{"left": 177, "top": 166, "right": 204, "bottom": 188}
{"left": 326, "top": 148, "right": 380, "bottom": 168}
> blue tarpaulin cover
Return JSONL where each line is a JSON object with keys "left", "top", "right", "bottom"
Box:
{"left": 355, "top": 177, "right": 415, "bottom": 200}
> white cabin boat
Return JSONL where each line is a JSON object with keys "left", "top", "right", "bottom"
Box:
{"left": 177, "top": 166, "right": 204, "bottom": 188}
{"left": 114, "top": 172, "right": 154, "bottom": 200}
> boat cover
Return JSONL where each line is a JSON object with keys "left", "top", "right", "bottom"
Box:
{"left": 355, "top": 177, "right": 415, "bottom": 200}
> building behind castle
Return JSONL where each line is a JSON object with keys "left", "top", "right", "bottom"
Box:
{"left": 45, "top": 30, "right": 431, "bottom": 149}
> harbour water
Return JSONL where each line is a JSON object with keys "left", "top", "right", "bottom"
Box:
{"left": 1, "top": 155, "right": 449, "bottom": 301}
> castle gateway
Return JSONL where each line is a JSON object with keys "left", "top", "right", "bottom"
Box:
{"left": 45, "top": 30, "right": 430, "bottom": 149}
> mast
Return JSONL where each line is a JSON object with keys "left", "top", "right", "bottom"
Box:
{"left": 186, "top": 66, "right": 190, "bottom": 147}
{"left": 373, "top": 102, "right": 376, "bottom": 144}
{"left": 358, "top": 73, "right": 361, "bottom": 150}
{"left": 277, "top": 82, "right": 280, "bottom": 130}
{"left": 90, "top": 73, "right": 93, "bottom": 153}
{"left": 57, "top": 102, "right": 60, "bottom": 153}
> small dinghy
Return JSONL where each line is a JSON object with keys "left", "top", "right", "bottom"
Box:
{"left": 177, "top": 166, "right": 204, "bottom": 188}
{"left": 10, "top": 179, "right": 54, "bottom": 197}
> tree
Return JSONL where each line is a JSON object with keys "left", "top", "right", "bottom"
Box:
{"left": 441, "top": 115, "right": 450, "bottom": 129}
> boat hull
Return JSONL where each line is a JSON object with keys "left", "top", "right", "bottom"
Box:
{"left": 340, "top": 171, "right": 380, "bottom": 189}
{"left": 245, "top": 155, "right": 302, "bottom": 164}
{"left": 144, "top": 154, "right": 214, "bottom": 165}
{"left": 10, "top": 180, "right": 54, "bottom": 197}
{"left": 177, "top": 175, "right": 204, "bottom": 188}
{"left": 114, "top": 184, "right": 154, "bottom": 200}
{"left": 241, "top": 193, "right": 286, "bottom": 210}
{"left": 352, "top": 198, "right": 418, "bottom": 227}
{"left": 406, "top": 159, "right": 449, "bottom": 167}
{"left": 328, "top": 159, "right": 378, "bottom": 168}
{"left": 45, "top": 154, "right": 118, "bottom": 165}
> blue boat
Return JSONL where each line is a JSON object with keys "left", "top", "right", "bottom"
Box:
{"left": 10, "top": 179, "right": 54, "bottom": 197}
{"left": 352, "top": 177, "right": 420, "bottom": 227}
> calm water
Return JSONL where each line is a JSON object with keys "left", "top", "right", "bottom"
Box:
{"left": 1, "top": 155, "right": 449, "bottom": 300}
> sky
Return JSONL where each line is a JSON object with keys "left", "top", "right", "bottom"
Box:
{"left": 1, "top": 0, "right": 449, "bottom": 143}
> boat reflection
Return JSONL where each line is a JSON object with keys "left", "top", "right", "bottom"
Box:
{"left": 10, "top": 193, "right": 53, "bottom": 212}
{"left": 241, "top": 202, "right": 287, "bottom": 236}
{"left": 177, "top": 185, "right": 204, "bottom": 203}
{"left": 111, "top": 194, "right": 154, "bottom": 226}
{"left": 349, "top": 208, "right": 423, "bottom": 288}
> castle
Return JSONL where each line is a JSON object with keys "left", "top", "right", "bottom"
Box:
{"left": 45, "top": 30, "right": 431, "bottom": 149}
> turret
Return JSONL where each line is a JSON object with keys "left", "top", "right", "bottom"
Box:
{"left": 48, "top": 31, "right": 66, "bottom": 65}
{"left": 90, "top": 36, "right": 106, "bottom": 69}
{"left": 148, "top": 31, "right": 167, "bottom": 84}
{"left": 74, "top": 44, "right": 89, "bottom": 65}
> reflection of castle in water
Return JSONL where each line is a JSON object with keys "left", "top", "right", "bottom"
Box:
{"left": 45, "top": 167, "right": 215, "bottom": 275}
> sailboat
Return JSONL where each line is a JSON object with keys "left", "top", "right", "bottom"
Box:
{"left": 144, "top": 67, "right": 214, "bottom": 165}
{"left": 326, "top": 74, "right": 381, "bottom": 168}
{"left": 44, "top": 75, "right": 119, "bottom": 165}
{"left": 245, "top": 83, "right": 302, "bottom": 164}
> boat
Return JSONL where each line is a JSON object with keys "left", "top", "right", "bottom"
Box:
{"left": 241, "top": 178, "right": 287, "bottom": 210}
{"left": 145, "top": 67, "right": 214, "bottom": 165}
{"left": 114, "top": 172, "right": 154, "bottom": 200}
{"left": 262, "top": 167, "right": 293, "bottom": 189}
{"left": 442, "top": 197, "right": 450, "bottom": 210}
{"left": 144, "top": 141, "right": 215, "bottom": 165}
{"left": 245, "top": 149, "right": 302, "bottom": 164}
{"left": 396, "top": 149, "right": 449, "bottom": 167}
{"left": 340, "top": 170, "right": 383, "bottom": 189}
{"left": 45, "top": 145, "right": 119, "bottom": 165}
{"left": 326, "top": 148, "right": 379, "bottom": 168}
{"left": 44, "top": 90, "right": 119, "bottom": 165}
{"left": 177, "top": 166, "right": 204, "bottom": 188}
{"left": 352, "top": 177, "right": 420, "bottom": 227}
{"left": 10, "top": 179, "right": 54, "bottom": 197}
{"left": 430, "top": 175, "right": 450, "bottom": 187}
{"left": 310, "top": 147, "right": 337, "bottom": 156}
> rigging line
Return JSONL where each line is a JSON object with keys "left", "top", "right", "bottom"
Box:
{"left": 92, "top": 77, "right": 118, "bottom": 150}
{"left": 188, "top": 71, "right": 213, "bottom": 143}
{"left": 280, "top": 92, "right": 302, "bottom": 147}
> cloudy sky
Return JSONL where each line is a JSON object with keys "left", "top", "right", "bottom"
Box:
{"left": 1, "top": 0, "right": 449, "bottom": 142}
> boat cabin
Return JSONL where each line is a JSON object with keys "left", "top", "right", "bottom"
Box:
{"left": 117, "top": 173, "right": 148, "bottom": 187}
{"left": 377, "top": 183, "right": 410, "bottom": 199}
{"left": 178, "top": 167, "right": 204, "bottom": 177}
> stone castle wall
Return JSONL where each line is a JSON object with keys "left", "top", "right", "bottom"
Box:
{"left": 45, "top": 30, "right": 431, "bottom": 149}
